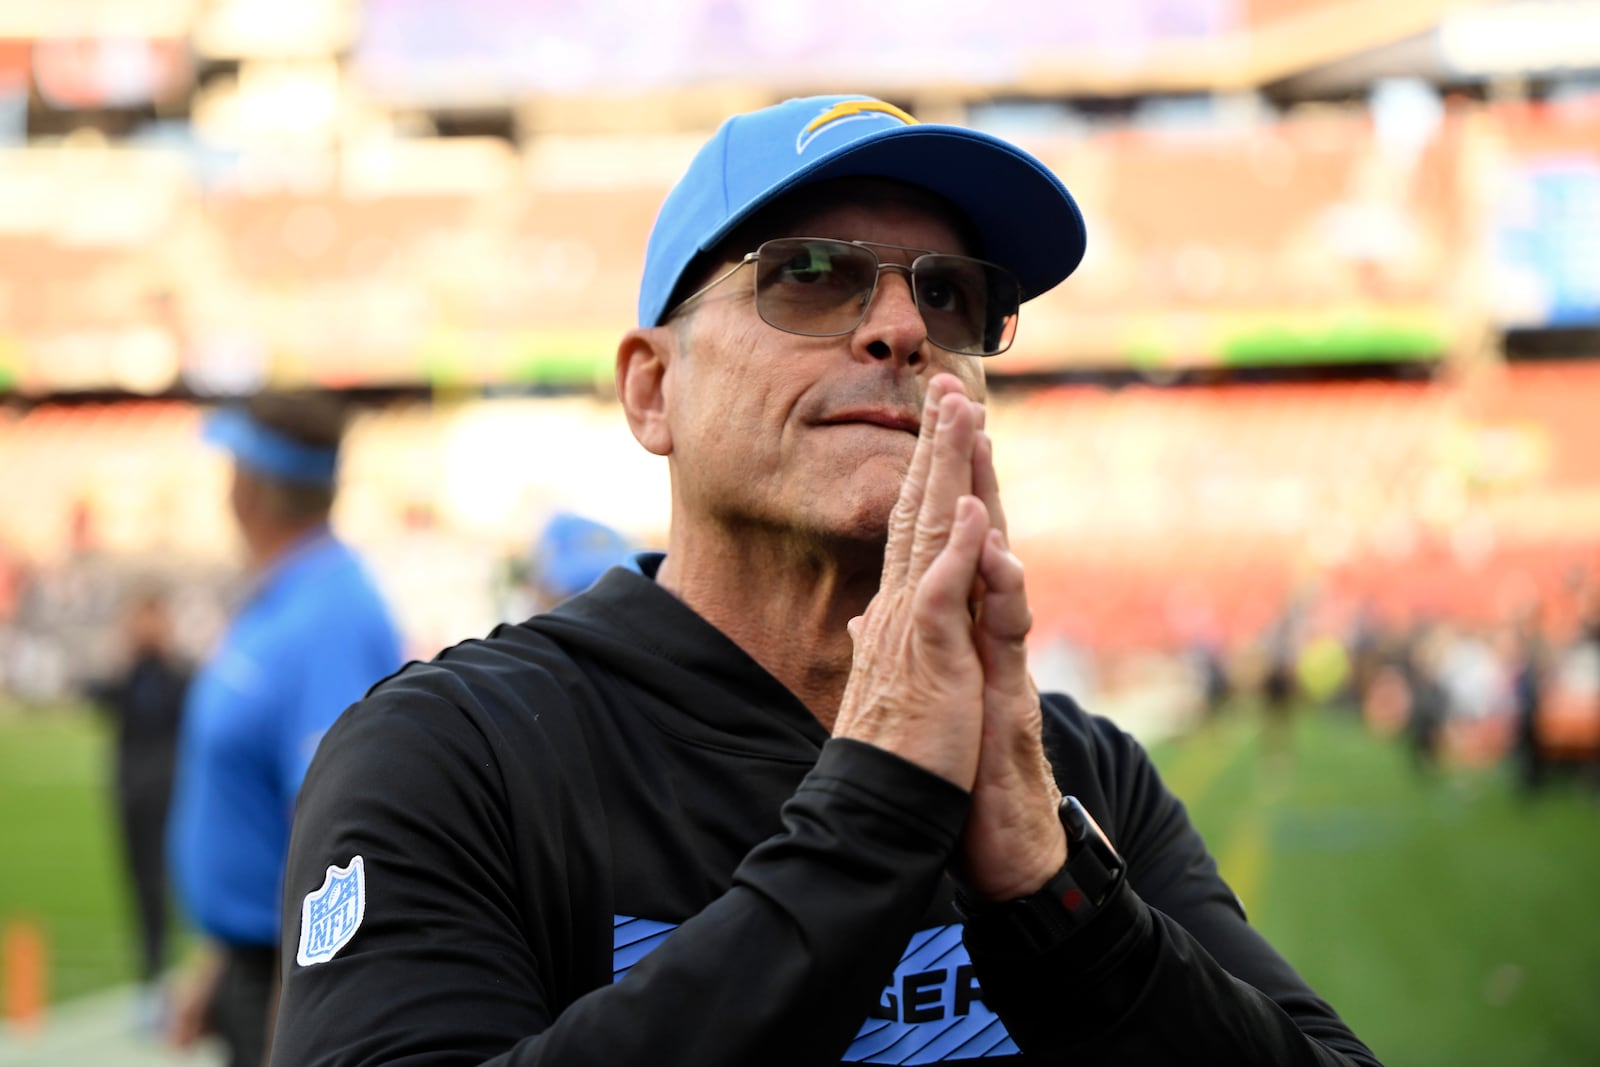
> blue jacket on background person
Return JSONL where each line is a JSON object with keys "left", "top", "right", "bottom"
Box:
{"left": 166, "top": 391, "right": 403, "bottom": 1067}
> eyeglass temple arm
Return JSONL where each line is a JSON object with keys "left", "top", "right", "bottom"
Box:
{"left": 665, "top": 253, "right": 761, "bottom": 321}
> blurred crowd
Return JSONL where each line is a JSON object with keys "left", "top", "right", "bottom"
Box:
{"left": 8, "top": 507, "right": 1597, "bottom": 789}
{"left": 1163, "top": 567, "right": 1600, "bottom": 789}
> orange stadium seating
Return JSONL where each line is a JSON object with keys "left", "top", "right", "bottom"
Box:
{"left": 1001, "top": 365, "right": 1599, "bottom": 653}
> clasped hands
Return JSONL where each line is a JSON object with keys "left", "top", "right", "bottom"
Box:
{"left": 837, "top": 374, "right": 1066, "bottom": 902}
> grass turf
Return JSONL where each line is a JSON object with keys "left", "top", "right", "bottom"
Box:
{"left": 0, "top": 705, "right": 138, "bottom": 1006}
{"left": 1149, "top": 706, "right": 1600, "bottom": 1066}
{"left": 2, "top": 701, "right": 1598, "bottom": 1064}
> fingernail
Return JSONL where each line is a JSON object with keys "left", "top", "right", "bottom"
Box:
{"left": 938, "top": 396, "right": 956, "bottom": 428}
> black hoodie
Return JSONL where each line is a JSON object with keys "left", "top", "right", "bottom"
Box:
{"left": 272, "top": 556, "right": 1380, "bottom": 1067}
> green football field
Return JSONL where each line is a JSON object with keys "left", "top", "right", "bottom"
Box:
{"left": 1147, "top": 707, "right": 1600, "bottom": 1066}
{"left": 2, "top": 701, "right": 1598, "bottom": 1064}
{"left": 0, "top": 706, "right": 150, "bottom": 1006}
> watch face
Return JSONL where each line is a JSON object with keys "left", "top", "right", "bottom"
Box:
{"left": 1060, "top": 794, "right": 1113, "bottom": 852}
{"left": 1057, "top": 796, "right": 1127, "bottom": 911}
{"left": 958, "top": 797, "right": 1130, "bottom": 953}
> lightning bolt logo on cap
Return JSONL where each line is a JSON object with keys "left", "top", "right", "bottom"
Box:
{"left": 795, "top": 99, "right": 919, "bottom": 155}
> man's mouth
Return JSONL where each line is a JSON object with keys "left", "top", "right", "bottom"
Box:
{"left": 821, "top": 409, "right": 921, "bottom": 435}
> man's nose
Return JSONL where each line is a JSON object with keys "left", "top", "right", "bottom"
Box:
{"left": 852, "top": 267, "right": 929, "bottom": 366}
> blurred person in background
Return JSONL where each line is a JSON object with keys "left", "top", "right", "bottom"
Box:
{"left": 271, "top": 95, "right": 1379, "bottom": 1065}
{"left": 495, "top": 511, "right": 635, "bottom": 622}
{"left": 526, "top": 511, "right": 635, "bottom": 612}
{"left": 1541, "top": 577, "right": 1600, "bottom": 787}
{"left": 1260, "top": 609, "right": 1300, "bottom": 771}
{"left": 1402, "top": 623, "right": 1450, "bottom": 778}
{"left": 1436, "top": 622, "right": 1513, "bottom": 744}
{"left": 86, "top": 587, "right": 191, "bottom": 1031}
{"left": 166, "top": 391, "right": 404, "bottom": 1067}
{"left": 1345, "top": 601, "right": 1384, "bottom": 717}
{"left": 1507, "top": 606, "right": 1549, "bottom": 795}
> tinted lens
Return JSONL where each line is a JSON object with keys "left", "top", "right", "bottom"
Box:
{"left": 754, "top": 239, "right": 879, "bottom": 336}
{"left": 751, "top": 238, "right": 1021, "bottom": 355}
{"left": 912, "top": 254, "right": 1019, "bottom": 356}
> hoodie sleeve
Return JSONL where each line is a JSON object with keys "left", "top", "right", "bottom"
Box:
{"left": 961, "top": 695, "right": 1383, "bottom": 1066}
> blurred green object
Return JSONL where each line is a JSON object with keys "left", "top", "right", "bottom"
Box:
{"left": 3, "top": 702, "right": 1599, "bottom": 1064}
{"left": 1297, "top": 635, "right": 1352, "bottom": 707}
{"left": 1150, "top": 707, "right": 1600, "bottom": 1067}
{"left": 1221, "top": 317, "right": 1447, "bottom": 366}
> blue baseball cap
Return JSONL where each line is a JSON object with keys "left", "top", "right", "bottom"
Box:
{"left": 202, "top": 407, "right": 338, "bottom": 486}
{"left": 637, "top": 94, "right": 1087, "bottom": 328}
{"left": 532, "top": 512, "right": 635, "bottom": 599}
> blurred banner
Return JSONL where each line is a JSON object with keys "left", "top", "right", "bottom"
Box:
{"left": 1488, "top": 98, "right": 1600, "bottom": 328}
{"left": 351, "top": 0, "right": 1239, "bottom": 103}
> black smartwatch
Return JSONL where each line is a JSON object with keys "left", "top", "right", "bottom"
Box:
{"left": 957, "top": 795, "right": 1128, "bottom": 953}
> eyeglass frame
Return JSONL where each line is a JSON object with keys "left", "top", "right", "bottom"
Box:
{"left": 664, "top": 236, "right": 1023, "bottom": 357}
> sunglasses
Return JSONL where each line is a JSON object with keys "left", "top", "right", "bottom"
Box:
{"left": 669, "top": 237, "right": 1022, "bottom": 356}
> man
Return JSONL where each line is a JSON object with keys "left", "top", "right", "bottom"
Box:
{"left": 167, "top": 390, "right": 404, "bottom": 1067}
{"left": 272, "top": 96, "right": 1381, "bottom": 1065}
{"left": 87, "top": 589, "right": 190, "bottom": 1028}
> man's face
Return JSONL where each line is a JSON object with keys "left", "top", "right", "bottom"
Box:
{"left": 128, "top": 599, "right": 169, "bottom": 653}
{"left": 661, "top": 190, "right": 989, "bottom": 548}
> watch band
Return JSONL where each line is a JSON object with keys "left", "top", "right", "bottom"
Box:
{"left": 957, "top": 795, "right": 1128, "bottom": 953}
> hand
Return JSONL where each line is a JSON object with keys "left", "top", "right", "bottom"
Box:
{"left": 957, "top": 425, "right": 1067, "bottom": 901}
{"left": 835, "top": 375, "right": 991, "bottom": 789}
{"left": 167, "top": 943, "right": 222, "bottom": 1050}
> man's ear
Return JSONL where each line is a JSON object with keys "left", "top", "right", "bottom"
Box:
{"left": 616, "top": 326, "right": 673, "bottom": 457}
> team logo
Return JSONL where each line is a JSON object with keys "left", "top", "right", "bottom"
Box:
{"left": 296, "top": 855, "right": 366, "bottom": 966}
{"left": 614, "top": 916, "right": 1017, "bottom": 1061}
{"left": 796, "top": 99, "right": 919, "bottom": 155}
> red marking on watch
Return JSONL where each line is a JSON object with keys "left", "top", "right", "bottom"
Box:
{"left": 1061, "top": 887, "right": 1086, "bottom": 912}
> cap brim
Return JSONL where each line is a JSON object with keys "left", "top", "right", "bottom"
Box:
{"left": 201, "top": 407, "right": 252, "bottom": 455}
{"left": 698, "top": 124, "right": 1085, "bottom": 304}
{"left": 201, "top": 407, "right": 338, "bottom": 485}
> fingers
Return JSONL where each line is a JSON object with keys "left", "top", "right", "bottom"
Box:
{"left": 884, "top": 376, "right": 962, "bottom": 588}
{"left": 903, "top": 393, "right": 979, "bottom": 584}
{"left": 914, "top": 495, "right": 991, "bottom": 652}
{"left": 977, "top": 527, "right": 1033, "bottom": 686}
{"left": 971, "top": 430, "right": 1009, "bottom": 543}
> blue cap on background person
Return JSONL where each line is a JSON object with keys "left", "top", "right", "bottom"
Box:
{"left": 637, "top": 93, "right": 1088, "bottom": 328}
{"left": 202, "top": 407, "right": 339, "bottom": 485}
{"left": 531, "top": 512, "right": 635, "bottom": 601}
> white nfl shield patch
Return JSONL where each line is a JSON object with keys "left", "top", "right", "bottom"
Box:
{"left": 297, "top": 855, "right": 366, "bottom": 966}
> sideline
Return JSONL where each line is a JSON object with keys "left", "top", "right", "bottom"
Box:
{"left": 0, "top": 984, "right": 222, "bottom": 1067}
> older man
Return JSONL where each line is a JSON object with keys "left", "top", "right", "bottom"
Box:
{"left": 271, "top": 96, "right": 1381, "bottom": 1066}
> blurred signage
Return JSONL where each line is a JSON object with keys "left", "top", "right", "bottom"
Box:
{"left": 0, "top": 0, "right": 197, "bottom": 38}
{"left": 0, "top": 40, "right": 27, "bottom": 142}
{"left": 32, "top": 37, "right": 192, "bottom": 109}
{"left": 352, "top": 0, "right": 1239, "bottom": 103}
{"left": 1493, "top": 156, "right": 1600, "bottom": 328}
{"left": 0, "top": 40, "right": 27, "bottom": 91}
{"left": 192, "top": 0, "right": 359, "bottom": 60}
{"left": 1440, "top": 0, "right": 1600, "bottom": 77}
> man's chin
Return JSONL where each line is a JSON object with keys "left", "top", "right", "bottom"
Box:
{"left": 811, "top": 496, "right": 896, "bottom": 550}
